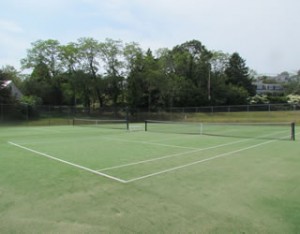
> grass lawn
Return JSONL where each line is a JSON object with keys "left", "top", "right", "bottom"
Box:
{"left": 0, "top": 116, "right": 300, "bottom": 233}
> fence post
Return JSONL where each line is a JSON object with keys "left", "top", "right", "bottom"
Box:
{"left": 0, "top": 103, "right": 3, "bottom": 121}
{"left": 25, "top": 104, "right": 29, "bottom": 122}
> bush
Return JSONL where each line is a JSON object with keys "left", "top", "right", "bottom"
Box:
{"left": 287, "top": 94, "right": 300, "bottom": 104}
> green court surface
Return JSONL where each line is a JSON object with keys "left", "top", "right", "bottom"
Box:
{"left": 0, "top": 123, "right": 299, "bottom": 233}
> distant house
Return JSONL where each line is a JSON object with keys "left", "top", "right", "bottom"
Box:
{"left": 253, "top": 82, "right": 284, "bottom": 95}
{"left": 1, "top": 80, "right": 23, "bottom": 100}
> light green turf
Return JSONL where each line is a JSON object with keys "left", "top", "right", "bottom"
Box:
{"left": 0, "top": 124, "right": 300, "bottom": 233}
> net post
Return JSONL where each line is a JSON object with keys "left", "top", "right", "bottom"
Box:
{"left": 291, "top": 122, "right": 295, "bottom": 141}
{"left": 126, "top": 119, "right": 129, "bottom": 130}
{"left": 145, "top": 120, "right": 148, "bottom": 132}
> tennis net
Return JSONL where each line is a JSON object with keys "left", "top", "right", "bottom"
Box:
{"left": 73, "top": 118, "right": 129, "bottom": 130}
{"left": 145, "top": 120, "right": 295, "bottom": 141}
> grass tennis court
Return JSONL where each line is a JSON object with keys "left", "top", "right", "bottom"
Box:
{"left": 1, "top": 121, "right": 300, "bottom": 233}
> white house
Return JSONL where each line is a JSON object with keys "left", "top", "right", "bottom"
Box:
{"left": 1, "top": 80, "right": 23, "bottom": 100}
{"left": 253, "top": 82, "right": 284, "bottom": 95}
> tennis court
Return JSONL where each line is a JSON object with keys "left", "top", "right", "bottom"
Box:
{"left": 1, "top": 120, "right": 300, "bottom": 233}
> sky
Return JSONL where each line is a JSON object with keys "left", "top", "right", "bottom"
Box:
{"left": 0, "top": 0, "right": 299, "bottom": 75}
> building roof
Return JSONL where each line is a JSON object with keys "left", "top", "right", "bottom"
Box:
{"left": 1, "top": 80, "right": 23, "bottom": 99}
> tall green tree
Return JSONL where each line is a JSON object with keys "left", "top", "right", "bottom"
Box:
{"left": 126, "top": 47, "right": 147, "bottom": 109}
{"left": 167, "top": 40, "right": 212, "bottom": 106}
{"left": 77, "top": 37, "right": 103, "bottom": 107}
{"left": 59, "top": 42, "right": 81, "bottom": 105}
{"left": 143, "top": 49, "right": 165, "bottom": 110}
{"left": 22, "top": 62, "right": 55, "bottom": 105}
{"left": 21, "top": 39, "right": 64, "bottom": 105}
{"left": 225, "top": 52, "right": 255, "bottom": 97}
{"left": 21, "top": 39, "right": 62, "bottom": 77}
{"left": 126, "top": 48, "right": 166, "bottom": 110}
{"left": 99, "top": 38, "right": 124, "bottom": 107}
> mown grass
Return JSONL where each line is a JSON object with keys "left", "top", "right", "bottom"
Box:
{"left": 0, "top": 123, "right": 300, "bottom": 233}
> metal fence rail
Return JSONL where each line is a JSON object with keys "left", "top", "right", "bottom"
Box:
{"left": 1, "top": 103, "right": 299, "bottom": 125}
{"left": 169, "top": 103, "right": 300, "bottom": 113}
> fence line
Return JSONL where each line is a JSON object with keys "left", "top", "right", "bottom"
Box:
{"left": 0, "top": 103, "right": 299, "bottom": 124}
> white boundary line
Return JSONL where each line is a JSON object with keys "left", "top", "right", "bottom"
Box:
{"left": 103, "top": 128, "right": 290, "bottom": 151}
{"left": 8, "top": 141, "right": 126, "bottom": 184}
{"left": 97, "top": 130, "right": 289, "bottom": 172}
{"left": 125, "top": 139, "right": 276, "bottom": 183}
{"left": 97, "top": 138, "right": 248, "bottom": 171}
{"left": 8, "top": 131, "right": 297, "bottom": 184}
{"left": 125, "top": 133, "right": 299, "bottom": 183}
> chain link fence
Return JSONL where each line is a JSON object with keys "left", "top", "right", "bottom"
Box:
{"left": 1, "top": 103, "right": 299, "bottom": 126}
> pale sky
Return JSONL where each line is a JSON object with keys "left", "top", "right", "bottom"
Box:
{"left": 1, "top": 0, "right": 299, "bottom": 75}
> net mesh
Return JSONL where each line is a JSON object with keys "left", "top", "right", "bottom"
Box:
{"left": 145, "top": 120, "right": 295, "bottom": 140}
{"left": 73, "top": 118, "right": 129, "bottom": 130}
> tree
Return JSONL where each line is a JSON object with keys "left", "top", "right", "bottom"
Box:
{"left": 165, "top": 40, "right": 212, "bottom": 106}
{"left": 126, "top": 48, "right": 147, "bottom": 109}
{"left": 77, "top": 37, "right": 103, "bottom": 107}
{"left": 225, "top": 52, "right": 256, "bottom": 97}
{"left": 21, "top": 39, "right": 65, "bottom": 105}
{"left": 18, "top": 37, "right": 258, "bottom": 108}
{"left": 224, "top": 84, "right": 249, "bottom": 105}
{"left": 210, "top": 51, "right": 230, "bottom": 74}
{"left": 59, "top": 42, "right": 82, "bottom": 105}
{"left": 99, "top": 38, "right": 124, "bottom": 107}
{"left": 136, "top": 49, "right": 168, "bottom": 110}
{"left": 21, "top": 39, "right": 62, "bottom": 77}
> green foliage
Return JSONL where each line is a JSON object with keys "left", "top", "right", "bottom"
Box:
{"left": 20, "top": 95, "right": 42, "bottom": 106}
{"left": 224, "top": 84, "right": 249, "bottom": 105}
{"left": 267, "top": 95, "right": 288, "bottom": 104}
{"left": 15, "top": 38, "right": 293, "bottom": 108}
{"left": 18, "top": 95, "right": 43, "bottom": 119}
{"left": 225, "top": 53, "right": 256, "bottom": 96}
{"left": 284, "top": 76, "right": 300, "bottom": 95}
